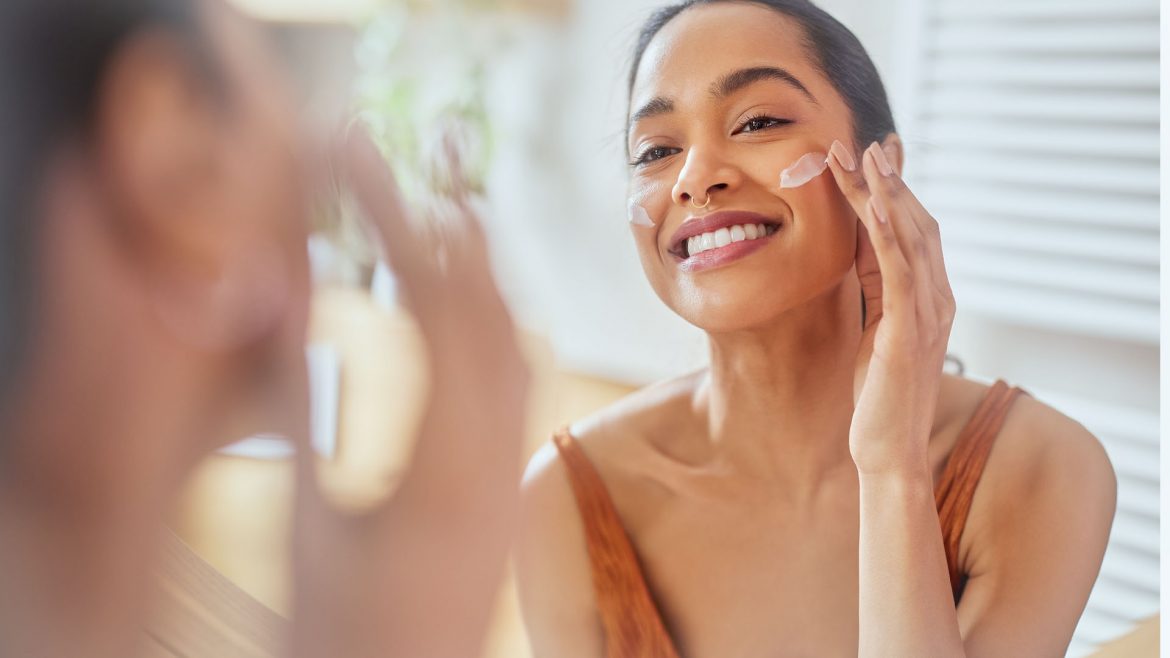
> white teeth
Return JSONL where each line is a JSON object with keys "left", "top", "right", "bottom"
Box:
{"left": 685, "top": 222, "right": 775, "bottom": 257}
{"left": 714, "top": 227, "right": 731, "bottom": 248}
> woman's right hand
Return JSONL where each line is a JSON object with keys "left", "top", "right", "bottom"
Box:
{"left": 288, "top": 125, "right": 530, "bottom": 658}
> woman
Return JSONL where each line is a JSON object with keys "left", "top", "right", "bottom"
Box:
{"left": 516, "top": 1, "right": 1116, "bottom": 656}
{"left": 0, "top": 0, "right": 527, "bottom": 656}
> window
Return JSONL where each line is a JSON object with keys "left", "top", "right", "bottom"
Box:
{"left": 897, "top": 1, "right": 1159, "bottom": 655}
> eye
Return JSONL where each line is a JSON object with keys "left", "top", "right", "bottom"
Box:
{"left": 630, "top": 145, "right": 681, "bottom": 167}
{"left": 736, "top": 114, "right": 792, "bottom": 134}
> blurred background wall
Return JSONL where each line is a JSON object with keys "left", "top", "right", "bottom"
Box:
{"left": 183, "top": 0, "right": 1160, "bottom": 655}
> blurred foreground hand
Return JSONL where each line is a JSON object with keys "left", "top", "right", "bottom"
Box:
{"left": 288, "top": 126, "right": 531, "bottom": 658}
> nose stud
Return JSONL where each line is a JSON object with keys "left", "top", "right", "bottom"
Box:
{"left": 690, "top": 194, "right": 711, "bottom": 209}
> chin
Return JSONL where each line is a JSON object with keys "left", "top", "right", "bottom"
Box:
{"left": 669, "top": 285, "right": 800, "bottom": 335}
{"left": 679, "top": 300, "right": 791, "bottom": 334}
{"left": 662, "top": 265, "right": 850, "bottom": 335}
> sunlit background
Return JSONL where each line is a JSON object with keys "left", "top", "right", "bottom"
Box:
{"left": 173, "top": 1, "right": 1160, "bottom": 656}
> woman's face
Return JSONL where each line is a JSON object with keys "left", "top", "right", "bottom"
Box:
{"left": 183, "top": 1, "right": 314, "bottom": 439}
{"left": 627, "top": 3, "right": 861, "bottom": 333}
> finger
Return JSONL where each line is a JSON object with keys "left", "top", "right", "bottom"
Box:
{"left": 830, "top": 138, "right": 926, "bottom": 284}
{"left": 841, "top": 178, "right": 915, "bottom": 326}
{"left": 855, "top": 217, "right": 883, "bottom": 333}
{"left": 440, "top": 125, "right": 472, "bottom": 207}
{"left": 430, "top": 125, "right": 495, "bottom": 278}
{"left": 864, "top": 143, "right": 954, "bottom": 323}
{"left": 414, "top": 188, "right": 512, "bottom": 337}
{"left": 892, "top": 184, "right": 955, "bottom": 309}
{"left": 825, "top": 139, "right": 872, "bottom": 222}
{"left": 828, "top": 140, "right": 912, "bottom": 324}
{"left": 423, "top": 193, "right": 496, "bottom": 295}
{"left": 898, "top": 196, "right": 954, "bottom": 327}
{"left": 337, "top": 123, "right": 435, "bottom": 291}
{"left": 860, "top": 142, "right": 937, "bottom": 330}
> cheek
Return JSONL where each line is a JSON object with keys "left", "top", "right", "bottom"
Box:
{"left": 230, "top": 117, "right": 313, "bottom": 314}
{"left": 739, "top": 140, "right": 854, "bottom": 252}
{"left": 628, "top": 176, "right": 674, "bottom": 271}
{"left": 779, "top": 174, "right": 857, "bottom": 281}
{"left": 627, "top": 176, "right": 673, "bottom": 227}
{"left": 791, "top": 168, "right": 855, "bottom": 238}
{"left": 744, "top": 141, "right": 829, "bottom": 190}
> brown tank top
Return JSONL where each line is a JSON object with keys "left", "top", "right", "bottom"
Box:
{"left": 552, "top": 379, "right": 1029, "bottom": 658}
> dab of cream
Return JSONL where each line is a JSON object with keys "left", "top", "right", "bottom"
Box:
{"left": 628, "top": 199, "right": 654, "bottom": 227}
{"left": 779, "top": 151, "right": 830, "bottom": 188}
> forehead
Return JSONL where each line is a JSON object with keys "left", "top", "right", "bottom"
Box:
{"left": 631, "top": 3, "right": 824, "bottom": 107}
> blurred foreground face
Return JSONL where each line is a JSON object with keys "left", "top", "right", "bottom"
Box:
{"left": 46, "top": 0, "right": 318, "bottom": 447}
{"left": 3, "top": 1, "right": 534, "bottom": 656}
{"left": 0, "top": 5, "right": 317, "bottom": 653}
{"left": 184, "top": 0, "right": 315, "bottom": 441}
{"left": 626, "top": 3, "right": 860, "bottom": 333}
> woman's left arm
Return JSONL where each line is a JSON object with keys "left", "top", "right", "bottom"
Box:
{"left": 824, "top": 139, "right": 1116, "bottom": 657}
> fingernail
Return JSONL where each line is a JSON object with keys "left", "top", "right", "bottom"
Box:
{"left": 830, "top": 140, "right": 856, "bottom": 172}
{"left": 882, "top": 144, "right": 899, "bottom": 173}
{"left": 868, "top": 195, "right": 889, "bottom": 224}
{"left": 870, "top": 142, "right": 895, "bottom": 177}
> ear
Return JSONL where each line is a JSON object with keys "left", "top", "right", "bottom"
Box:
{"left": 92, "top": 29, "right": 290, "bottom": 353}
{"left": 95, "top": 29, "right": 220, "bottom": 256}
{"left": 879, "top": 133, "right": 905, "bottom": 178}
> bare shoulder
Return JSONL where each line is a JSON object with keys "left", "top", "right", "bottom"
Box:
{"left": 957, "top": 377, "right": 1117, "bottom": 579}
{"left": 980, "top": 381, "right": 1116, "bottom": 504}
{"left": 515, "top": 431, "right": 604, "bottom": 655}
{"left": 934, "top": 375, "right": 1114, "bottom": 481}
{"left": 943, "top": 379, "right": 1118, "bottom": 651}
{"left": 523, "top": 368, "right": 701, "bottom": 481}
{"left": 521, "top": 369, "right": 701, "bottom": 526}
{"left": 515, "top": 371, "right": 702, "bottom": 656}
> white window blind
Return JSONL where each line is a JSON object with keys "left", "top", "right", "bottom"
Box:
{"left": 1032, "top": 388, "right": 1160, "bottom": 657}
{"left": 904, "top": 0, "right": 1159, "bottom": 345}
{"left": 897, "top": 1, "right": 1160, "bottom": 656}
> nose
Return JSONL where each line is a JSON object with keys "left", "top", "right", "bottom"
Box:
{"left": 671, "top": 145, "right": 740, "bottom": 209}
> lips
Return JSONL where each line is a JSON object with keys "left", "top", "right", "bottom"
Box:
{"left": 668, "top": 210, "right": 783, "bottom": 258}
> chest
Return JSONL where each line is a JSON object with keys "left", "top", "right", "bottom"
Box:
{"left": 632, "top": 494, "right": 864, "bottom": 657}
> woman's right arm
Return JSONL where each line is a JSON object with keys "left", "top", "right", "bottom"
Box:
{"left": 516, "top": 442, "right": 607, "bottom": 658}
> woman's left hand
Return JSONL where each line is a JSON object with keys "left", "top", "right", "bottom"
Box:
{"left": 825, "top": 140, "right": 956, "bottom": 477}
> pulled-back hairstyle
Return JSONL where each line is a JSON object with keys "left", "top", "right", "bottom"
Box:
{"left": 627, "top": 0, "right": 896, "bottom": 151}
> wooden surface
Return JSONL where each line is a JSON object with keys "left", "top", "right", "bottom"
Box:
{"left": 1089, "top": 614, "right": 1159, "bottom": 657}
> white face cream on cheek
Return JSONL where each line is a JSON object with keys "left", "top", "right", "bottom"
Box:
{"left": 779, "top": 151, "right": 830, "bottom": 188}
{"left": 628, "top": 198, "right": 655, "bottom": 227}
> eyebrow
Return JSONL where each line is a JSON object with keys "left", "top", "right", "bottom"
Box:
{"left": 628, "top": 96, "right": 675, "bottom": 127}
{"left": 627, "top": 65, "right": 818, "bottom": 131}
{"left": 712, "top": 66, "right": 818, "bottom": 104}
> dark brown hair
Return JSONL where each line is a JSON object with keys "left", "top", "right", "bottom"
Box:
{"left": 627, "top": 0, "right": 897, "bottom": 151}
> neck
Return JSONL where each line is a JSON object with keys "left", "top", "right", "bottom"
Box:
{"left": 697, "top": 275, "right": 862, "bottom": 495}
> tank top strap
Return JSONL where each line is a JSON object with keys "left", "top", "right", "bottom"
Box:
{"left": 552, "top": 428, "right": 681, "bottom": 658}
{"left": 934, "top": 379, "right": 1030, "bottom": 602}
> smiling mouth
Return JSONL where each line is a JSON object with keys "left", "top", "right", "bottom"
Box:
{"left": 674, "top": 221, "right": 782, "bottom": 259}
